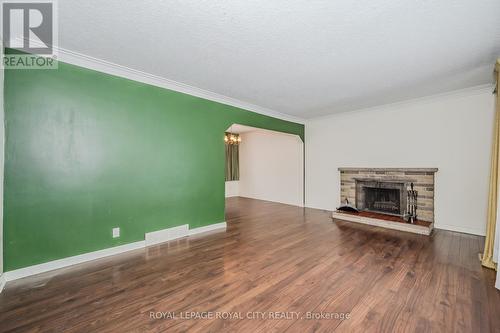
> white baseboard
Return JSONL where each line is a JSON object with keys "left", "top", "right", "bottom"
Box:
{"left": 2, "top": 221, "right": 227, "bottom": 284}
{"left": 0, "top": 274, "right": 6, "bottom": 293}
{"left": 3, "top": 240, "right": 146, "bottom": 282}
{"left": 239, "top": 195, "right": 304, "bottom": 208}
{"left": 189, "top": 222, "right": 227, "bottom": 236}
{"left": 434, "top": 224, "right": 485, "bottom": 236}
{"left": 145, "top": 225, "right": 189, "bottom": 246}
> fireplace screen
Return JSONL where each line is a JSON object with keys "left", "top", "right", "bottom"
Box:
{"left": 363, "top": 187, "right": 401, "bottom": 215}
{"left": 355, "top": 180, "right": 406, "bottom": 216}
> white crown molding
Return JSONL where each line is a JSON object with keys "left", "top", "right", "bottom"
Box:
{"left": 56, "top": 47, "right": 305, "bottom": 124}
{"left": 309, "top": 83, "right": 494, "bottom": 122}
{"left": 11, "top": 37, "right": 304, "bottom": 124}
{"left": 12, "top": 38, "right": 304, "bottom": 124}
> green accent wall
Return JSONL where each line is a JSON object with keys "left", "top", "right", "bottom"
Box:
{"left": 3, "top": 59, "right": 304, "bottom": 271}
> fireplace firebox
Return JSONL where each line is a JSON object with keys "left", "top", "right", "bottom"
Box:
{"left": 364, "top": 187, "right": 401, "bottom": 214}
{"left": 355, "top": 179, "right": 406, "bottom": 217}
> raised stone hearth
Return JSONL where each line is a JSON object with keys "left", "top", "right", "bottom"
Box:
{"left": 333, "top": 167, "right": 438, "bottom": 235}
{"left": 332, "top": 211, "right": 433, "bottom": 235}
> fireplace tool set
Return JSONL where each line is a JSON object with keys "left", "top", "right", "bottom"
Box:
{"left": 404, "top": 182, "right": 418, "bottom": 223}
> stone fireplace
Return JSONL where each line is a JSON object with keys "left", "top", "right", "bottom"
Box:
{"left": 339, "top": 168, "right": 438, "bottom": 223}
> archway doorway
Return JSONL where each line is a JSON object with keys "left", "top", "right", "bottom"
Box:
{"left": 224, "top": 124, "right": 304, "bottom": 221}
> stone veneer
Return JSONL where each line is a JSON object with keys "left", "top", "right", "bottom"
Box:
{"left": 339, "top": 168, "right": 438, "bottom": 223}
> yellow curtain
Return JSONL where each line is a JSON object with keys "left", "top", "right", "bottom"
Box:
{"left": 482, "top": 59, "right": 500, "bottom": 270}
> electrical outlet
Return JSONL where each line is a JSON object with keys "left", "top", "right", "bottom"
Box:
{"left": 112, "top": 227, "right": 120, "bottom": 238}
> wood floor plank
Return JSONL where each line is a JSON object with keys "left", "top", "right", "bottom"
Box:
{"left": 0, "top": 197, "right": 499, "bottom": 332}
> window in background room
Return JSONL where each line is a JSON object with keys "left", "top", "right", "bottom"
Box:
{"left": 225, "top": 132, "right": 240, "bottom": 181}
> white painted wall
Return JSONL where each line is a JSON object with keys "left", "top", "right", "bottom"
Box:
{"left": 305, "top": 86, "right": 495, "bottom": 236}
{"left": 239, "top": 130, "right": 303, "bottom": 207}
{"left": 225, "top": 181, "right": 240, "bottom": 197}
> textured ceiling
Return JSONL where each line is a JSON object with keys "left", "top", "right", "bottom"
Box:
{"left": 59, "top": 0, "right": 500, "bottom": 118}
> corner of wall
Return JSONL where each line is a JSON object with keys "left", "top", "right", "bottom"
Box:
{"left": 0, "top": 274, "right": 5, "bottom": 293}
{"left": 225, "top": 181, "right": 240, "bottom": 197}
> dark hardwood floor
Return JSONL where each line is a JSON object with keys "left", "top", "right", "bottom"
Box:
{"left": 1, "top": 197, "right": 499, "bottom": 332}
